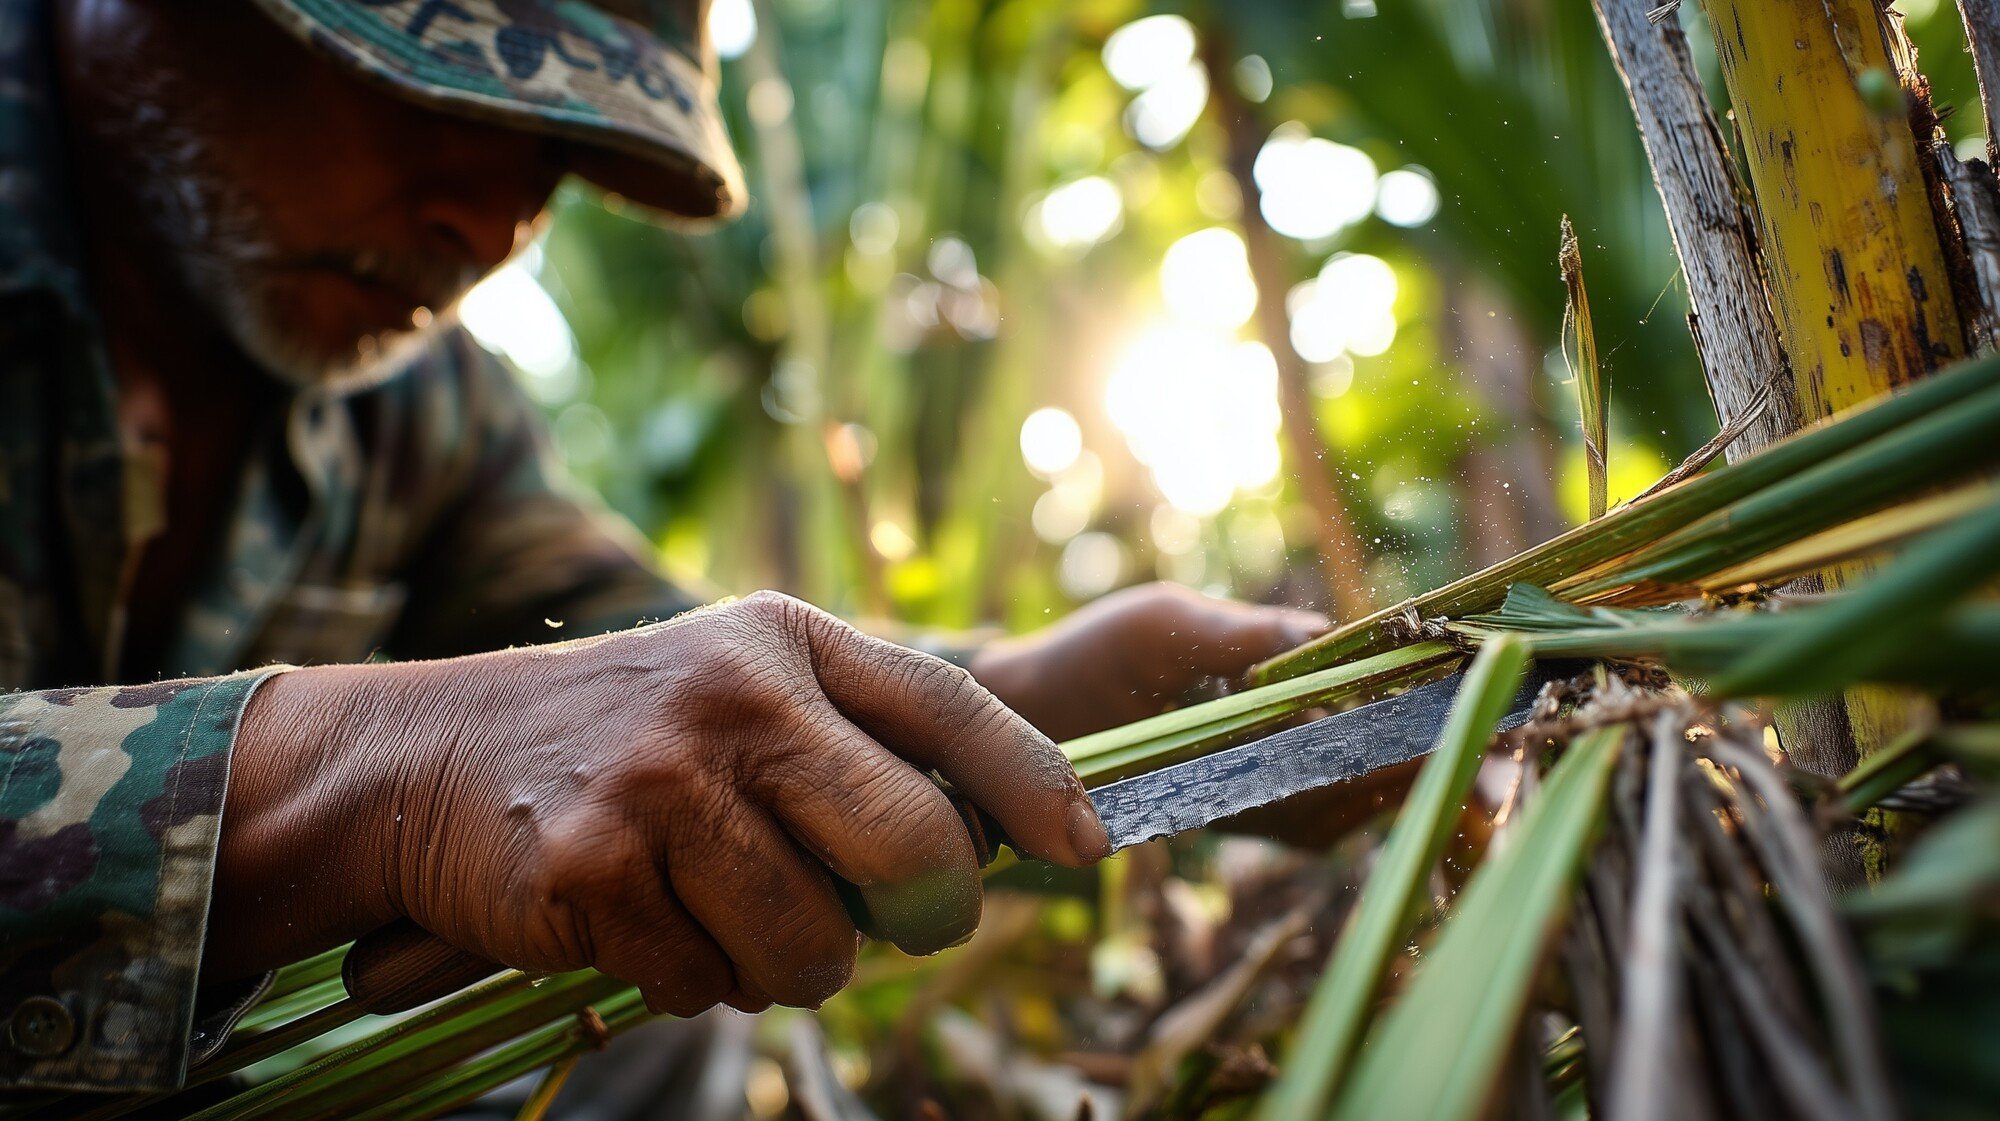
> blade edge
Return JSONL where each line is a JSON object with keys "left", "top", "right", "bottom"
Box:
{"left": 1090, "top": 666, "right": 1557, "bottom": 853}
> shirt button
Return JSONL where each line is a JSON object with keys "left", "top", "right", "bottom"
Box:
{"left": 9, "top": 996, "right": 77, "bottom": 1059}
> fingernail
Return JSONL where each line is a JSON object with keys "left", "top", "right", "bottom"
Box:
{"left": 1068, "top": 799, "right": 1113, "bottom": 861}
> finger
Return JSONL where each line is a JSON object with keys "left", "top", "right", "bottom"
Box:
{"left": 723, "top": 975, "right": 774, "bottom": 1014}
{"left": 588, "top": 868, "right": 739, "bottom": 1018}
{"left": 666, "top": 797, "right": 861, "bottom": 1009}
{"left": 1166, "top": 593, "right": 1332, "bottom": 679}
{"left": 797, "top": 612, "right": 1109, "bottom": 868}
{"left": 746, "top": 704, "right": 982, "bottom": 954}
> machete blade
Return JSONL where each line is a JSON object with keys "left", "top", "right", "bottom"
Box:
{"left": 1087, "top": 664, "right": 1563, "bottom": 854}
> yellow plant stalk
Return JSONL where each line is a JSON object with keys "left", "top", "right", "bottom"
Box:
{"left": 1693, "top": 482, "right": 2000, "bottom": 595}
{"left": 1699, "top": 0, "right": 1969, "bottom": 829}
{"left": 1701, "top": 0, "right": 1965, "bottom": 408}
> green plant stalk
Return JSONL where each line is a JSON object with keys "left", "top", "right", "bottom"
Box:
{"left": 512, "top": 1055, "right": 581, "bottom": 1121}
{"left": 180, "top": 971, "right": 617, "bottom": 1121}
{"left": 197, "top": 1000, "right": 368, "bottom": 1083}
{"left": 1456, "top": 602, "right": 2000, "bottom": 693}
{"left": 233, "top": 978, "right": 349, "bottom": 1036}
{"left": 1935, "top": 724, "right": 2000, "bottom": 770}
{"left": 342, "top": 990, "right": 650, "bottom": 1121}
{"left": 1695, "top": 482, "right": 2000, "bottom": 593}
{"left": 1072, "top": 704, "right": 1308, "bottom": 788}
{"left": 1561, "top": 216, "right": 1608, "bottom": 521}
{"left": 1838, "top": 724, "right": 1937, "bottom": 815}
{"left": 1329, "top": 725, "right": 1625, "bottom": 1121}
{"left": 1253, "top": 637, "right": 1532, "bottom": 1121}
{"left": 1064, "top": 641, "right": 1461, "bottom": 784}
{"left": 1257, "top": 352, "right": 2000, "bottom": 683}
{"left": 260, "top": 945, "right": 349, "bottom": 1005}
{"left": 283, "top": 975, "right": 631, "bottom": 1121}
{"left": 1710, "top": 498, "right": 2000, "bottom": 695}
{"left": 1568, "top": 388, "right": 2000, "bottom": 599}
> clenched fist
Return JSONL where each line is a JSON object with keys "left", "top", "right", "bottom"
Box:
{"left": 208, "top": 592, "right": 1108, "bottom": 1015}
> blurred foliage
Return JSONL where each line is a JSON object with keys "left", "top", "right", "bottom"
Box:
{"left": 461, "top": 0, "right": 1982, "bottom": 636}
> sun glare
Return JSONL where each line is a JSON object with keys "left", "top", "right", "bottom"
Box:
{"left": 1376, "top": 167, "right": 1442, "bottom": 228}
{"left": 1287, "top": 252, "right": 1400, "bottom": 363}
{"left": 460, "top": 254, "right": 579, "bottom": 393}
{"left": 1106, "top": 326, "right": 1283, "bottom": 517}
{"left": 1253, "top": 124, "right": 1379, "bottom": 242}
{"left": 1102, "top": 15, "right": 1197, "bottom": 91}
{"left": 1126, "top": 64, "right": 1209, "bottom": 150}
{"left": 1103, "top": 15, "right": 1208, "bottom": 150}
{"left": 1161, "top": 228, "right": 1257, "bottom": 330}
{"left": 1028, "top": 176, "right": 1124, "bottom": 254}
{"left": 708, "top": 0, "right": 758, "bottom": 60}
{"left": 1020, "top": 406, "right": 1085, "bottom": 478}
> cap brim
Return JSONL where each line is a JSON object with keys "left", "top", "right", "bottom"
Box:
{"left": 251, "top": 0, "right": 746, "bottom": 221}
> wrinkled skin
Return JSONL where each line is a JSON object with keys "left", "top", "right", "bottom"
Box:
{"left": 215, "top": 587, "right": 1326, "bottom": 1012}
{"left": 221, "top": 593, "right": 1113, "bottom": 1012}
{"left": 61, "top": 1, "right": 1335, "bottom": 1015}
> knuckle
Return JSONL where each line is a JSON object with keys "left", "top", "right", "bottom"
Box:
{"left": 521, "top": 857, "right": 620, "bottom": 969}
{"left": 939, "top": 688, "right": 1020, "bottom": 759}
{"left": 760, "top": 901, "right": 857, "bottom": 1007}
{"left": 530, "top": 818, "right": 624, "bottom": 904}
{"left": 897, "top": 650, "right": 985, "bottom": 720}
{"left": 847, "top": 779, "right": 956, "bottom": 885}
{"left": 733, "top": 590, "right": 809, "bottom": 634}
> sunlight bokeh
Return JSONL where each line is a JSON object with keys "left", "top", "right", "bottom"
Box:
{"left": 1027, "top": 176, "right": 1125, "bottom": 254}
{"left": 708, "top": 0, "right": 757, "bottom": 60}
{"left": 1253, "top": 124, "right": 1378, "bottom": 241}
{"left": 1160, "top": 228, "right": 1257, "bottom": 330}
{"left": 1106, "top": 326, "right": 1282, "bottom": 517}
{"left": 1101, "top": 15, "right": 1196, "bottom": 91}
{"left": 1020, "top": 407, "right": 1085, "bottom": 478}
{"left": 1375, "top": 167, "right": 1442, "bottom": 228}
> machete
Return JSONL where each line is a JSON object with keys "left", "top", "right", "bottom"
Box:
{"left": 338, "top": 665, "right": 1562, "bottom": 1016}
{"left": 1081, "top": 661, "right": 1559, "bottom": 856}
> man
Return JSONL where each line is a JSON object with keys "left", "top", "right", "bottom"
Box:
{"left": 0, "top": 0, "right": 1332, "bottom": 1095}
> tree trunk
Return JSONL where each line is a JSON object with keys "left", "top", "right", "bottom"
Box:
{"left": 1201, "top": 31, "right": 1375, "bottom": 623}
{"left": 1589, "top": 0, "right": 1801, "bottom": 460}
{"left": 1598, "top": 0, "right": 1981, "bottom": 881}
{"left": 1956, "top": 0, "right": 2000, "bottom": 168}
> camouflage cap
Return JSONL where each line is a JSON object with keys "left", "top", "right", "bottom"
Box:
{"left": 248, "top": 0, "right": 745, "bottom": 221}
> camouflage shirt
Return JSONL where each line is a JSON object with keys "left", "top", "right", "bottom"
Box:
{"left": 0, "top": 1, "right": 698, "bottom": 1092}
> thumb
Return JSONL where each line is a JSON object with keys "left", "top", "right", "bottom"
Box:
{"left": 1181, "top": 603, "right": 1333, "bottom": 679}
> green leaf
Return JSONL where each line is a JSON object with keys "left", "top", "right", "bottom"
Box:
{"left": 1570, "top": 385, "right": 2000, "bottom": 599}
{"left": 1252, "top": 636, "right": 1533, "bottom": 1121}
{"left": 1328, "top": 725, "right": 1624, "bottom": 1121}
{"left": 1457, "top": 583, "right": 1648, "bottom": 633}
{"left": 1711, "top": 498, "right": 2000, "bottom": 695}
{"left": 1260, "top": 351, "right": 2000, "bottom": 683}
{"left": 1837, "top": 724, "right": 1940, "bottom": 815}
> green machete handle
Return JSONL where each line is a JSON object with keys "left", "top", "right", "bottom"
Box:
{"left": 342, "top": 793, "right": 1007, "bottom": 1015}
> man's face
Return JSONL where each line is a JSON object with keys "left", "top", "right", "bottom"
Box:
{"left": 58, "top": 0, "right": 571, "bottom": 390}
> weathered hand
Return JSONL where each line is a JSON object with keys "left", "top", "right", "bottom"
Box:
{"left": 969, "top": 583, "right": 1331, "bottom": 741}
{"left": 209, "top": 592, "right": 1108, "bottom": 1015}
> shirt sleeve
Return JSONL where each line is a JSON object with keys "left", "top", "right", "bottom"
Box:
{"left": 0, "top": 668, "right": 283, "bottom": 1093}
{"left": 386, "top": 339, "right": 711, "bottom": 660}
